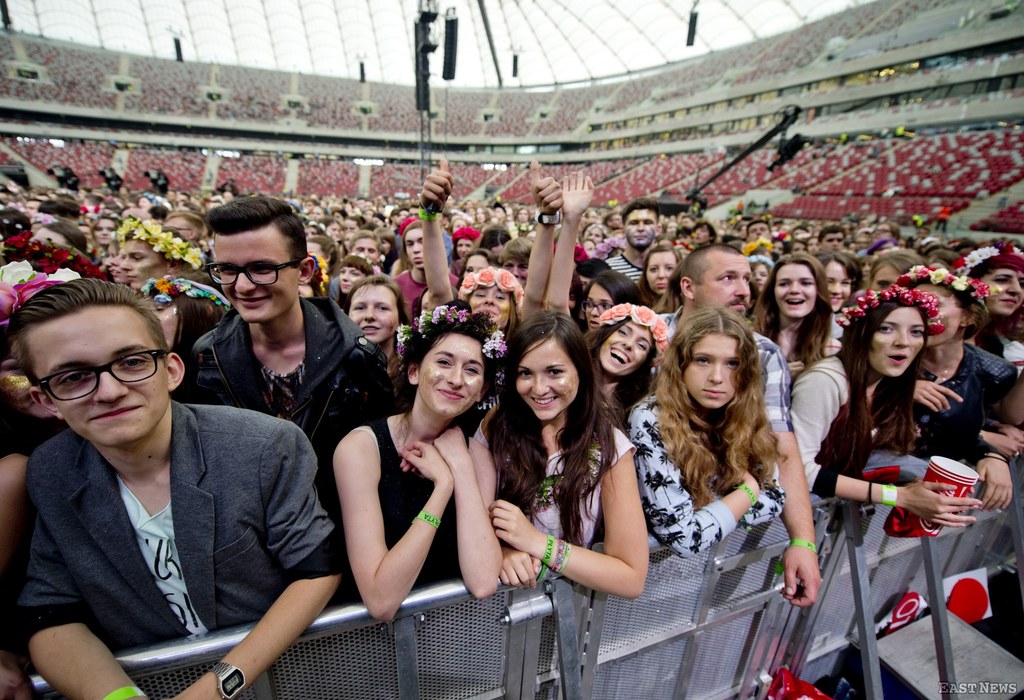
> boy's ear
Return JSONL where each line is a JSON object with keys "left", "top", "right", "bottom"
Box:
{"left": 28, "top": 386, "right": 65, "bottom": 420}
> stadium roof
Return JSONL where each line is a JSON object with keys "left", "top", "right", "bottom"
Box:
{"left": 11, "top": 0, "right": 865, "bottom": 88}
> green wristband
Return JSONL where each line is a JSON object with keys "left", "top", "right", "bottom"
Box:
{"left": 881, "top": 485, "right": 898, "bottom": 507}
{"left": 542, "top": 534, "right": 556, "bottom": 567}
{"left": 536, "top": 562, "right": 548, "bottom": 581}
{"left": 735, "top": 483, "right": 757, "bottom": 507}
{"left": 418, "top": 206, "right": 440, "bottom": 221}
{"left": 789, "top": 538, "right": 817, "bottom": 553}
{"left": 102, "top": 687, "right": 145, "bottom": 700}
{"left": 414, "top": 510, "right": 441, "bottom": 528}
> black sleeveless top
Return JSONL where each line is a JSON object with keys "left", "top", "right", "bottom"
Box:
{"left": 368, "top": 417, "right": 461, "bottom": 587}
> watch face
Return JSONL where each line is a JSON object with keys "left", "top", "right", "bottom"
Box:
{"left": 222, "top": 669, "right": 245, "bottom": 698}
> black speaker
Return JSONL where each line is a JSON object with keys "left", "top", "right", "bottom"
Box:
{"left": 686, "top": 12, "right": 698, "bottom": 46}
{"left": 442, "top": 15, "right": 457, "bottom": 80}
{"left": 512, "top": 54, "right": 519, "bottom": 78}
{"left": 174, "top": 37, "right": 183, "bottom": 62}
{"left": 359, "top": 61, "right": 366, "bottom": 83}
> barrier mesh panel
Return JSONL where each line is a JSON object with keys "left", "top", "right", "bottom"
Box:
{"left": 269, "top": 623, "right": 398, "bottom": 699}
{"left": 800, "top": 648, "right": 846, "bottom": 686}
{"left": 592, "top": 637, "right": 688, "bottom": 699}
{"left": 597, "top": 548, "right": 707, "bottom": 656}
{"left": 719, "top": 517, "right": 789, "bottom": 558}
{"left": 688, "top": 612, "right": 764, "bottom": 697}
{"left": 709, "top": 557, "right": 777, "bottom": 614}
{"left": 134, "top": 662, "right": 257, "bottom": 700}
{"left": 415, "top": 593, "right": 508, "bottom": 699}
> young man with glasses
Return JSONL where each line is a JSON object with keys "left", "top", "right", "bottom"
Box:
{"left": 8, "top": 279, "right": 341, "bottom": 700}
{"left": 193, "top": 196, "right": 393, "bottom": 524}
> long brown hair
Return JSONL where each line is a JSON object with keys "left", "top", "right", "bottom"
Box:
{"left": 817, "top": 302, "right": 926, "bottom": 476}
{"left": 755, "top": 253, "right": 833, "bottom": 367}
{"left": 653, "top": 307, "right": 778, "bottom": 509}
{"left": 489, "top": 312, "right": 615, "bottom": 545}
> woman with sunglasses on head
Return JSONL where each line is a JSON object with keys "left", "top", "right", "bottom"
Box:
{"left": 333, "top": 303, "right": 503, "bottom": 620}
{"left": 472, "top": 312, "right": 648, "bottom": 597}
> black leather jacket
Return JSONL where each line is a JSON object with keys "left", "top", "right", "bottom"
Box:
{"left": 193, "top": 296, "right": 394, "bottom": 522}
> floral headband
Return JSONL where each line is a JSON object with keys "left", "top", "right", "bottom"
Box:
{"left": 597, "top": 303, "right": 671, "bottom": 356}
{"left": 748, "top": 254, "right": 774, "bottom": 268}
{"left": 954, "top": 242, "right": 1023, "bottom": 277}
{"left": 742, "top": 238, "right": 773, "bottom": 257}
{"left": 140, "top": 275, "right": 231, "bottom": 309}
{"left": 2, "top": 232, "right": 105, "bottom": 279}
{"left": 458, "top": 267, "right": 524, "bottom": 308}
{"left": 396, "top": 303, "right": 508, "bottom": 396}
{"left": 116, "top": 217, "right": 203, "bottom": 270}
{"left": 0, "top": 260, "right": 82, "bottom": 326}
{"left": 308, "top": 253, "right": 329, "bottom": 290}
{"left": 837, "top": 285, "right": 943, "bottom": 335}
{"left": 895, "top": 266, "right": 990, "bottom": 303}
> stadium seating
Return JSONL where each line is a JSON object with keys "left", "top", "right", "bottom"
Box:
{"left": 4, "top": 137, "right": 114, "bottom": 189}
{"left": 297, "top": 158, "right": 360, "bottom": 197}
{"left": 216, "top": 154, "right": 287, "bottom": 194}
{"left": 971, "top": 201, "right": 1024, "bottom": 234}
{"left": 124, "top": 149, "right": 207, "bottom": 192}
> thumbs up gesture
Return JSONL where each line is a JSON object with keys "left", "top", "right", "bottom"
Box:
{"left": 421, "top": 158, "right": 454, "bottom": 212}
{"left": 530, "top": 160, "right": 563, "bottom": 215}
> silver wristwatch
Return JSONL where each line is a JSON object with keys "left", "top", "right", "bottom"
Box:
{"left": 212, "top": 662, "right": 245, "bottom": 699}
{"left": 535, "top": 210, "right": 562, "bottom": 225}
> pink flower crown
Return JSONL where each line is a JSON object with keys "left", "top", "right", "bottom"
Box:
{"left": 895, "top": 265, "right": 990, "bottom": 302}
{"left": 837, "top": 285, "right": 944, "bottom": 335}
{"left": 596, "top": 303, "right": 670, "bottom": 355}
{"left": 458, "top": 267, "right": 524, "bottom": 308}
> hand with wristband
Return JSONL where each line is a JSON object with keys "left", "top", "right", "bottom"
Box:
{"left": 419, "top": 159, "right": 453, "bottom": 219}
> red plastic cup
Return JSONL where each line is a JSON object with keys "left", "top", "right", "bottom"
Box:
{"left": 883, "top": 456, "right": 978, "bottom": 538}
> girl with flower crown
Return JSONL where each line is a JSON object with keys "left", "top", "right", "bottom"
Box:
{"left": 629, "top": 307, "right": 785, "bottom": 557}
{"left": 420, "top": 162, "right": 526, "bottom": 338}
{"left": 333, "top": 302, "right": 503, "bottom": 620}
{"left": 896, "top": 266, "right": 1015, "bottom": 510}
{"left": 472, "top": 312, "right": 649, "bottom": 597}
{"left": 956, "top": 242, "right": 1024, "bottom": 370}
{"left": 790, "top": 285, "right": 983, "bottom": 523}
{"left": 587, "top": 303, "right": 669, "bottom": 422}
{"left": 115, "top": 217, "right": 204, "bottom": 291}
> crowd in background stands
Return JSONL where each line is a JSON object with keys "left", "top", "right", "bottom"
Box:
{"left": 1, "top": 165, "right": 1023, "bottom": 699}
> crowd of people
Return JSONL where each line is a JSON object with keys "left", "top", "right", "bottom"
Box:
{"left": 0, "top": 160, "right": 1021, "bottom": 699}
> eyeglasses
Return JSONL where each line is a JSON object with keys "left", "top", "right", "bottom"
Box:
{"left": 205, "top": 257, "right": 306, "bottom": 285}
{"left": 39, "top": 349, "right": 168, "bottom": 401}
{"left": 582, "top": 300, "right": 614, "bottom": 314}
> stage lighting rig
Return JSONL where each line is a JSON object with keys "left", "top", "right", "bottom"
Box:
{"left": 145, "top": 169, "right": 170, "bottom": 195}
{"left": 47, "top": 164, "right": 79, "bottom": 191}
{"left": 99, "top": 167, "right": 123, "bottom": 191}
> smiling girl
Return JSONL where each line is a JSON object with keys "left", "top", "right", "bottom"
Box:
{"left": 957, "top": 243, "right": 1024, "bottom": 371}
{"left": 473, "top": 312, "right": 648, "bottom": 597}
{"left": 587, "top": 303, "right": 669, "bottom": 421}
{"left": 755, "top": 253, "right": 839, "bottom": 378}
{"left": 629, "top": 307, "right": 785, "bottom": 557}
{"left": 344, "top": 276, "right": 410, "bottom": 376}
{"left": 333, "top": 303, "right": 503, "bottom": 620}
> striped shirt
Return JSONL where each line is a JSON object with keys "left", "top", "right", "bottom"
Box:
{"left": 604, "top": 253, "right": 643, "bottom": 281}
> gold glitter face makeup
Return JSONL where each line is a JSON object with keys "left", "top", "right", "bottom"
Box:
{"left": 413, "top": 334, "right": 486, "bottom": 416}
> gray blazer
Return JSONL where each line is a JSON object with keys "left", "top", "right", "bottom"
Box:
{"left": 19, "top": 402, "right": 335, "bottom": 649}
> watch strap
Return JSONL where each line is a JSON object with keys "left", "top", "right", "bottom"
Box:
{"left": 535, "top": 211, "right": 562, "bottom": 225}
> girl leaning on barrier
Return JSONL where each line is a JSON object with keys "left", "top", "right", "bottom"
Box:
{"left": 472, "top": 312, "right": 649, "bottom": 598}
{"left": 332, "top": 302, "right": 503, "bottom": 621}
{"left": 790, "top": 285, "right": 983, "bottom": 524}
{"left": 629, "top": 307, "right": 786, "bottom": 557}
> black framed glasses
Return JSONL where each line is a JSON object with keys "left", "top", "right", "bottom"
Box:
{"left": 39, "top": 350, "right": 168, "bottom": 401}
{"left": 205, "top": 257, "right": 306, "bottom": 286}
{"left": 582, "top": 300, "right": 613, "bottom": 314}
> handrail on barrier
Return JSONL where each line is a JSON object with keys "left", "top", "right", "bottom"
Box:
{"left": 28, "top": 465, "right": 1022, "bottom": 699}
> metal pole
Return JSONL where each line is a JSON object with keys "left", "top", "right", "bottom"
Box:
{"left": 920, "top": 536, "right": 957, "bottom": 700}
{"left": 843, "top": 500, "right": 885, "bottom": 699}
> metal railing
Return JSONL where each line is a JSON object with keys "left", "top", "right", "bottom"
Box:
{"left": 31, "top": 471, "right": 1021, "bottom": 699}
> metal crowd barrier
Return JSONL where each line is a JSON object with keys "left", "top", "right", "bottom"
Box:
{"left": 31, "top": 469, "right": 1022, "bottom": 699}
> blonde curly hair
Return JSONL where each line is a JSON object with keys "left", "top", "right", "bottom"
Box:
{"left": 654, "top": 307, "right": 778, "bottom": 509}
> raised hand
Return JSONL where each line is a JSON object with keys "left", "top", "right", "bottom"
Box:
{"left": 560, "top": 171, "right": 594, "bottom": 220}
{"left": 530, "top": 160, "right": 563, "bottom": 215}
{"left": 421, "top": 158, "right": 454, "bottom": 212}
